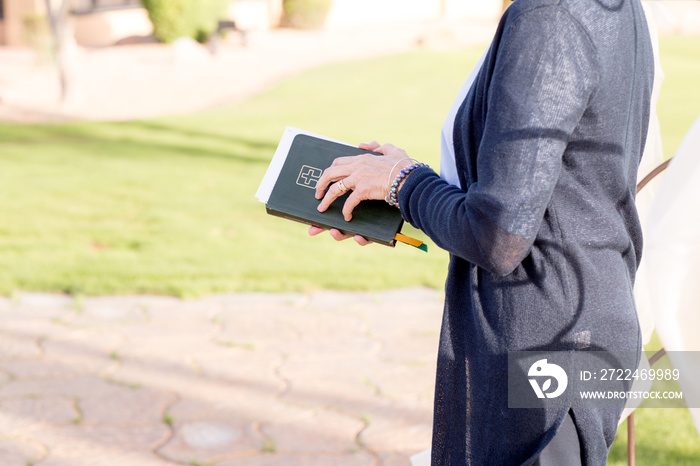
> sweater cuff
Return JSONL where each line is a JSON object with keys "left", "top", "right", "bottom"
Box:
{"left": 397, "top": 165, "right": 439, "bottom": 220}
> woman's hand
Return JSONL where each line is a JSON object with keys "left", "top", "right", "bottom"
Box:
{"left": 307, "top": 225, "right": 372, "bottom": 246}
{"left": 314, "top": 141, "right": 413, "bottom": 221}
{"left": 307, "top": 141, "right": 414, "bottom": 244}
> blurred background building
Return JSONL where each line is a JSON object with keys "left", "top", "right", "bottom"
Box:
{"left": 0, "top": 0, "right": 523, "bottom": 48}
{"left": 1, "top": 1, "right": 698, "bottom": 48}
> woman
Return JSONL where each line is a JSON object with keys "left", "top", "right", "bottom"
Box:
{"left": 310, "top": 0, "right": 654, "bottom": 464}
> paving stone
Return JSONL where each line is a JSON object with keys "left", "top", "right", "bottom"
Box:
{"left": 260, "top": 409, "right": 365, "bottom": 454}
{"left": 270, "top": 314, "right": 378, "bottom": 358}
{"left": 30, "top": 424, "right": 169, "bottom": 458}
{"left": 341, "top": 289, "right": 441, "bottom": 320}
{"left": 72, "top": 296, "right": 150, "bottom": 325}
{"left": 5, "top": 294, "right": 77, "bottom": 322}
{"left": 156, "top": 397, "right": 313, "bottom": 463}
{"left": 0, "top": 376, "right": 120, "bottom": 399}
{"left": 181, "top": 422, "right": 244, "bottom": 449}
{"left": 213, "top": 293, "right": 309, "bottom": 314}
{"left": 0, "top": 397, "right": 77, "bottom": 435}
{"left": 217, "top": 308, "right": 301, "bottom": 349}
{"left": 144, "top": 298, "right": 223, "bottom": 328}
{"left": 158, "top": 416, "right": 261, "bottom": 464}
{"left": 0, "top": 334, "right": 42, "bottom": 360}
{"left": 116, "top": 331, "right": 222, "bottom": 363}
{"left": 164, "top": 396, "right": 310, "bottom": 437}
{"left": 0, "top": 297, "right": 13, "bottom": 311}
{"left": 0, "top": 438, "right": 46, "bottom": 466}
{"left": 120, "top": 295, "right": 182, "bottom": 310}
{"left": 370, "top": 288, "right": 443, "bottom": 305}
{"left": 376, "top": 451, "right": 415, "bottom": 466}
{"left": 361, "top": 362, "right": 436, "bottom": 403}
{"left": 194, "top": 350, "right": 286, "bottom": 394}
{"left": 303, "top": 290, "right": 376, "bottom": 312}
{"left": 112, "top": 365, "right": 281, "bottom": 413}
{"left": 0, "top": 360, "right": 82, "bottom": 380}
{"left": 216, "top": 452, "right": 377, "bottom": 466}
{"left": 79, "top": 385, "right": 176, "bottom": 424}
{"left": 40, "top": 331, "right": 123, "bottom": 374}
{"left": 0, "top": 319, "right": 79, "bottom": 341}
{"left": 367, "top": 305, "right": 442, "bottom": 340}
{"left": 106, "top": 356, "right": 228, "bottom": 400}
{"left": 15, "top": 293, "right": 75, "bottom": 310}
{"left": 280, "top": 354, "right": 432, "bottom": 409}
{"left": 34, "top": 451, "right": 173, "bottom": 466}
{"left": 293, "top": 309, "right": 371, "bottom": 341}
{"left": 375, "top": 332, "right": 439, "bottom": 368}
{"left": 359, "top": 408, "right": 432, "bottom": 452}
{"left": 14, "top": 293, "right": 72, "bottom": 308}
{"left": 279, "top": 357, "right": 380, "bottom": 410}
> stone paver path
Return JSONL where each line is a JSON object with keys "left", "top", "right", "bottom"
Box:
{"left": 0, "top": 288, "right": 444, "bottom": 465}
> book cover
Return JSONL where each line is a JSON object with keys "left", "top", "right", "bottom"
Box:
{"left": 259, "top": 130, "right": 405, "bottom": 247}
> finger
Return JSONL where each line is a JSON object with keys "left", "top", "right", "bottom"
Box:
{"left": 330, "top": 155, "right": 363, "bottom": 166}
{"left": 358, "top": 141, "right": 381, "bottom": 151}
{"left": 308, "top": 225, "right": 325, "bottom": 236}
{"left": 315, "top": 154, "right": 374, "bottom": 198}
{"left": 377, "top": 143, "right": 399, "bottom": 155}
{"left": 315, "top": 165, "right": 350, "bottom": 199}
{"left": 329, "top": 229, "right": 353, "bottom": 241}
{"left": 354, "top": 235, "right": 372, "bottom": 246}
{"left": 342, "top": 191, "right": 363, "bottom": 221}
{"left": 317, "top": 179, "right": 351, "bottom": 213}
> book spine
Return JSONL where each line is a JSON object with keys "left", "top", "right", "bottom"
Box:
{"left": 265, "top": 207, "right": 395, "bottom": 247}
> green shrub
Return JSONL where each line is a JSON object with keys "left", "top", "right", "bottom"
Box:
{"left": 281, "top": 0, "right": 332, "bottom": 29}
{"left": 141, "top": 0, "right": 229, "bottom": 44}
{"left": 189, "top": 0, "right": 231, "bottom": 43}
{"left": 141, "top": 0, "right": 187, "bottom": 43}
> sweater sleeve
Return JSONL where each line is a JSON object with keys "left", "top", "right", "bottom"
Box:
{"left": 399, "top": 6, "right": 599, "bottom": 276}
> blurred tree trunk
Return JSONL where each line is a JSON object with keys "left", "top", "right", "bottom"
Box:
{"left": 44, "top": 0, "right": 72, "bottom": 103}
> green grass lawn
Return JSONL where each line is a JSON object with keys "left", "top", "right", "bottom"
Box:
{"left": 0, "top": 47, "right": 484, "bottom": 297}
{"left": 1, "top": 34, "right": 699, "bottom": 464}
{"left": 1, "top": 38, "right": 698, "bottom": 297}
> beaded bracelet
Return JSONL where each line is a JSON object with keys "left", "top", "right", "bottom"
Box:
{"left": 385, "top": 157, "right": 417, "bottom": 188}
{"left": 385, "top": 162, "right": 428, "bottom": 208}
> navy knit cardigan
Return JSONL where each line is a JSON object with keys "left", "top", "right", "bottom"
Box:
{"left": 398, "top": 0, "right": 654, "bottom": 464}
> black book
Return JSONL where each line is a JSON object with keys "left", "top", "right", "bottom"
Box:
{"left": 257, "top": 129, "right": 427, "bottom": 250}
{"left": 257, "top": 129, "right": 415, "bottom": 247}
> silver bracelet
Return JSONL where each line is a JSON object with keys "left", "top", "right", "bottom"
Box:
{"left": 385, "top": 157, "right": 417, "bottom": 188}
{"left": 385, "top": 162, "right": 428, "bottom": 208}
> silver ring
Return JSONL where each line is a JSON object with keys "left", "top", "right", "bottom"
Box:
{"left": 337, "top": 180, "right": 348, "bottom": 193}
